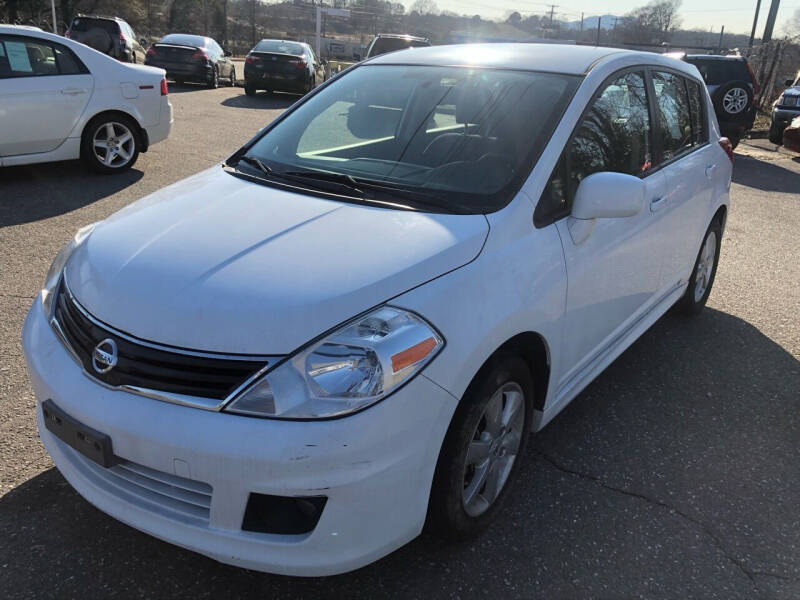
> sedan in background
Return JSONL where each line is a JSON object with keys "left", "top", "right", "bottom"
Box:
{"left": 0, "top": 24, "right": 172, "bottom": 173}
{"left": 243, "top": 39, "right": 324, "bottom": 96}
{"left": 365, "top": 33, "right": 430, "bottom": 59}
{"left": 145, "top": 33, "right": 235, "bottom": 88}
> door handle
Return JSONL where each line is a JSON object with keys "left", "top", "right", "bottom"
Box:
{"left": 61, "top": 88, "right": 87, "bottom": 95}
{"left": 650, "top": 196, "right": 668, "bottom": 213}
{"left": 705, "top": 164, "right": 717, "bottom": 178}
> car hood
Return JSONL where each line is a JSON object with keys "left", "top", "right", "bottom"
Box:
{"left": 66, "top": 167, "right": 488, "bottom": 354}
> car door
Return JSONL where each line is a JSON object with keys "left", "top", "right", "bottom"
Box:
{"left": 210, "top": 40, "right": 230, "bottom": 78}
{"left": 649, "top": 70, "right": 716, "bottom": 288}
{"left": 546, "top": 69, "right": 670, "bottom": 384}
{"left": 0, "top": 35, "right": 93, "bottom": 156}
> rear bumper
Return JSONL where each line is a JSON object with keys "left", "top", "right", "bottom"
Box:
{"left": 244, "top": 67, "right": 308, "bottom": 91}
{"left": 146, "top": 60, "right": 212, "bottom": 81}
{"left": 143, "top": 96, "right": 172, "bottom": 149}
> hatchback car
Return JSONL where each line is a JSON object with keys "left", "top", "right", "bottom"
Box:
{"left": 0, "top": 25, "right": 172, "bottom": 172}
{"left": 682, "top": 54, "right": 758, "bottom": 148}
{"left": 23, "top": 44, "right": 731, "bottom": 576}
{"left": 768, "top": 72, "right": 800, "bottom": 145}
{"left": 243, "top": 39, "right": 324, "bottom": 96}
{"left": 66, "top": 15, "right": 147, "bottom": 64}
{"left": 145, "top": 33, "right": 235, "bottom": 88}
{"left": 365, "top": 33, "right": 430, "bottom": 59}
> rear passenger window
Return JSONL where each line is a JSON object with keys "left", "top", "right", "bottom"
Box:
{"left": 652, "top": 71, "right": 693, "bottom": 161}
{"left": 686, "top": 79, "right": 707, "bottom": 145}
{"left": 54, "top": 45, "right": 83, "bottom": 75}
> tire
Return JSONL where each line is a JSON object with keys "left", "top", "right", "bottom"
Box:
{"left": 80, "top": 114, "right": 140, "bottom": 174}
{"left": 229, "top": 67, "right": 236, "bottom": 87}
{"left": 712, "top": 80, "right": 753, "bottom": 119}
{"left": 675, "top": 219, "right": 723, "bottom": 316}
{"left": 244, "top": 83, "right": 256, "bottom": 96}
{"left": 207, "top": 66, "right": 219, "bottom": 89}
{"left": 769, "top": 121, "right": 784, "bottom": 145}
{"left": 728, "top": 132, "right": 741, "bottom": 150}
{"left": 428, "top": 355, "right": 533, "bottom": 540}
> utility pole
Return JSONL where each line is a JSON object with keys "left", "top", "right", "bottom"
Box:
{"left": 596, "top": 16, "right": 601, "bottom": 46}
{"left": 580, "top": 12, "right": 584, "bottom": 31}
{"left": 762, "top": 0, "right": 781, "bottom": 43}
{"left": 718, "top": 25, "right": 725, "bottom": 48}
{"left": 548, "top": 4, "right": 558, "bottom": 28}
{"left": 749, "top": 0, "right": 761, "bottom": 47}
{"left": 613, "top": 16, "right": 619, "bottom": 41}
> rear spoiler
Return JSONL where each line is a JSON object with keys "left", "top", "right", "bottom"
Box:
{"left": 153, "top": 43, "right": 201, "bottom": 51}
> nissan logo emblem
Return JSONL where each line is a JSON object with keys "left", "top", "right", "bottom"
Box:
{"left": 92, "top": 338, "right": 118, "bottom": 374}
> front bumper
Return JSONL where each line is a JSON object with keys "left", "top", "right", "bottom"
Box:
{"left": 22, "top": 298, "right": 457, "bottom": 576}
{"left": 772, "top": 107, "right": 800, "bottom": 130}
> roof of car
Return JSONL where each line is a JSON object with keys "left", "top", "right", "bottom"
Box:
{"left": 367, "top": 43, "right": 633, "bottom": 75}
{"left": 374, "top": 33, "right": 428, "bottom": 41}
{"left": 685, "top": 54, "right": 745, "bottom": 61}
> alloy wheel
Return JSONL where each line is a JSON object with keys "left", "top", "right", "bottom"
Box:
{"left": 723, "top": 87, "right": 748, "bottom": 114}
{"left": 462, "top": 381, "right": 526, "bottom": 517}
{"left": 694, "top": 231, "right": 717, "bottom": 301}
{"left": 93, "top": 122, "right": 135, "bottom": 168}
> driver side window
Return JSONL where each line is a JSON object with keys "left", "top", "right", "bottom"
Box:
{"left": 536, "top": 70, "right": 652, "bottom": 225}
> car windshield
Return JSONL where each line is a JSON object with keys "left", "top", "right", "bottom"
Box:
{"left": 254, "top": 40, "right": 304, "bottom": 55}
{"left": 235, "top": 65, "right": 580, "bottom": 214}
{"left": 160, "top": 34, "right": 207, "bottom": 47}
{"left": 369, "top": 37, "right": 429, "bottom": 57}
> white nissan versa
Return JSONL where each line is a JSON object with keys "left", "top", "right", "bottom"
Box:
{"left": 22, "top": 44, "right": 732, "bottom": 576}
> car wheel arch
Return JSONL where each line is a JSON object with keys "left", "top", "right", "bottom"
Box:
{"left": 81, "top": 109, "right": 145, "bottom": 147}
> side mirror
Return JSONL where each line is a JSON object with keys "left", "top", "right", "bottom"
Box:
{"left": 224, "top": 49, "right": 232, "bottom": 57}
{"left": 139, "top": 38, "right": 148, "bottom": 47}
{"left": 786, "top": 79, "right": 795, "bottom": 88}
{"left": 572, "top": 172, "right": 645, "bottom": 220}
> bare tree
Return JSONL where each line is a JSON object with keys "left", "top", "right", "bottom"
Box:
{"left": 622, "top": 0, "right": 682, "bottom": 44}
{"left": 410, "top": 0, "right": 438, "bottom": 16}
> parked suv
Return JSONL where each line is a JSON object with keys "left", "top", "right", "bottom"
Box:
{"left": 365, "top": 33, "right": 429, "bottom": 59}
{"left": 66, "top": 15, "right": 146, "bottom": 64}
{"left": 683, "top": 54, "right": 759, "bottom": 148}
{"left": 768, "top": 71, "right": 800, "bottom": 145}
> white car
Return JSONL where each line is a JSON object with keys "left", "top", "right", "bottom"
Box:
{"left": 22, "top": 44, "right": 732, "bottom": 576}
{"left": 0, "top": 24, "right": 172, "bottom": 173}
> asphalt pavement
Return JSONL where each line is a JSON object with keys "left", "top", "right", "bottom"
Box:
{"left": 1, "top": 86, "right": 799, "bottom": 599}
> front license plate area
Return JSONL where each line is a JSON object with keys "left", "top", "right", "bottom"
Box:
{"left": 42, "top": 399, "right": 118, "bottom": 468}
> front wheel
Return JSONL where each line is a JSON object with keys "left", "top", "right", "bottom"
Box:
{"left": 675, "top": 219, "right": 722, "bottom": 315}
{"left": 428, "top": 356, "right": 533, "bottom": 540}
{"left": 80, "top": 115, "right": 140, "bottom": 174}
{"left": 244, "top": 83, "right": 256, "bottom": 96}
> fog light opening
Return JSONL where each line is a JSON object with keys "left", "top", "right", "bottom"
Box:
{"left": 241, "top": 493, "right": 327, "bottom": 535}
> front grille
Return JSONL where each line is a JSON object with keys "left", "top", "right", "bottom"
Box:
{"left": 52, "top": 279, "right": 268, "bottom": 401}
{"left": 67, "top": 444, "right": 213, "bottom": 525}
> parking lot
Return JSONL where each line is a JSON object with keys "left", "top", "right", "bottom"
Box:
{"left": 1, "top": 84, "right": 799, "bottom": 599}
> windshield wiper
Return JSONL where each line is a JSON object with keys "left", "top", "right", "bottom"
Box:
{"left": 237, "top": 155, "right": 274, "bottom": 177}
{"left": 236, "top": 158, "right": 365, "bottom": 196}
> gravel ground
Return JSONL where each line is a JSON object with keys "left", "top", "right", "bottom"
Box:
{"left": 1, "top": 87, "right": 799, "bottom": 599}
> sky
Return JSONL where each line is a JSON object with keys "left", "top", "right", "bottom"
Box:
{"left": 407, "top": 0, "right": 800, "bottom": 36}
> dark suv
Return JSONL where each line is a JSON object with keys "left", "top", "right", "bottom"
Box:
{"left": 682, "top": 55, "right": 759, "bottom": 148}
{"left": 769, "top": 72, "right": 800, "bottom": 145}
{"left": 66, "top": 15, "right": 147, "bottom": 64}
{"left": 365, "top": 34, "right": 430, "bottom": 59}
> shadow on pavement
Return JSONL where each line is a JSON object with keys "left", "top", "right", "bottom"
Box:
{"left": 733, "top": 154, "right": 800, "bottom": 192}
{"left": 0, "top": 162, "right": 143, "bottom": 227}
{"left": 2, "top": 308, "right": 798, "bottom": 597}
{"left": 221, "top": 93, "right": 297, "bottom": 110}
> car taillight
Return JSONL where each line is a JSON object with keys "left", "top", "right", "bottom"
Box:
{"left": 119, "top": 33, "right": 127, "bottom": 45}
{"left": 719, "top": 137, "right": 734, "bottom": 163}
{"left": 745, "top": 61, "right": 760, "bottom": 101}
{"left": 290, "top": 58, "right": 308, "bottom": 69}
{"left": 245, "top": 54, "right": 256, "bottom": 64}
{"left": 160, "top": 78, "right": 168, "bottom": 96}
{"left": 64, "top": 30, "right": 71, "bottom": 38}
{"left": 192, "top": 50, "right": 209, "bottom": 61}
{"left": 146, "top": 47, "right": 157, "bottom": 57}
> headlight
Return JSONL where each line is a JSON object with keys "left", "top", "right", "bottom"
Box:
{"left": 225, "top": 306, "right": 443, "bottom": 419}
{"left": 41, "top": 222, "right": 97, "bottom": 318}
